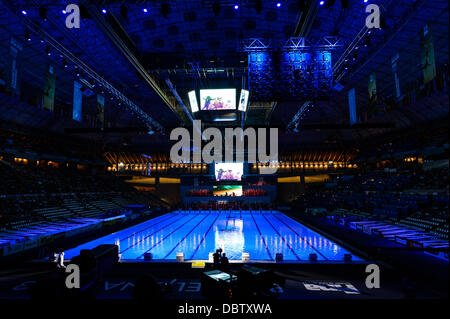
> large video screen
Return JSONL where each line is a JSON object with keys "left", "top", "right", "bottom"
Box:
{"left": 215, "top": 162, "right": 243, "bottom": 181}
{"left": 200, "top": 89, "right": 236, "bottom": 110}
{"left": 188, "top": 90, "right": 199, "bottom": 113}
{"left": 238, "top": 89, "right": 249, "bottom": 112}
{"left": 213, "top": 185, "right": 243, "bottom": 196}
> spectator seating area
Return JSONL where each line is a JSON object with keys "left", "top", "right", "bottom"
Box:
{"left": 355, "top": 122, "right": 448, "bottom": 164}
{"left": 186, "top": 189, "right": 267, "bottom": 197}
{"left": 243, "top": 189, "right": 267, "bottom": 197}
{"left": 297, "top": 167, "right": 449, "bottom": 260}
{"left": 0, "top": 159, "right": 133, "bottom": 195}
{"left": 321, "top": 209, "right": 448, "bottom": 260}
{"left": 0, "top": 154, "right": 169, "bottom": 256}
{"left": 297, "top": 168, "right": 448, "bottom": 219}
{"left": 186, "top": 189, "right": 211, "bottom": 197}
{"left": 1, "top": 192, "right": 156, "bottom": 229}
{"left": 0, "top": 217, "right": 103, "bottom": 250}
{"left": 295, "top": 168, "right": 449, "bottom": 260}
{"left": 184, "top": 202, "right": 272, "bottom": 211}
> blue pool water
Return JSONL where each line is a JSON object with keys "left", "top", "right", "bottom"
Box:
{"left": 64, "top": 211, "right": 362, "bottom": 262}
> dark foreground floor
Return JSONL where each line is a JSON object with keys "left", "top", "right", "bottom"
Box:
{"left": 0, "top": 260, "right": 444, "bottom": 300}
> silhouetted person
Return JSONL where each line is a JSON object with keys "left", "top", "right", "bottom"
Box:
{"left": 220, "top": 253, "right": 229, "bottom": 271}
{"left": 213, "top": 249, "right": 221, "bottom": 269}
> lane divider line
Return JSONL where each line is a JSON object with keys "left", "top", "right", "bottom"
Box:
{"left": 189, "top": 211, "right": 222, "bottom": 260}
{"left": 162, "top": 212, "right": 212, "bottom": 259}
{"left": 271, "top": 213, "right": 329, "bottom": 260}
{"left": 261, "top": 212, "right": 301, "bottom": 261}
{"left": 250, "top": 211, "right": 274, "bottom": 260}
{"left": 119, "top": 213, "right": 191, "bottom": 254}
{"left": 137, "top": 214, "right": 199, "bottom": 259}
{"left": 118, "top": 213, "right": 177, "bottom": 242}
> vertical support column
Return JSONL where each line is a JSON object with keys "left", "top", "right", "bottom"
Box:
{"left": 96, "top": 94, "right": 105, "bottom": 129}
{"left": 421, "top": 24, "right": 436, "bottom": 85}
{"left": 391, "top": 53, "right": 401, "bottom": 101}
{"left": 348, "top": 88, "right": 357, "bottom": 125}
{"left": 43, "top": 65, "right": 56, "bottom": 112}
{"left": 73, "top": 81, "right": 83, "bottom": 121}
{"left": 8, "top": 38, "right": 23, "bottom": 97}
{"left": 368, "top": 72, "right": 377, "bottom": 120}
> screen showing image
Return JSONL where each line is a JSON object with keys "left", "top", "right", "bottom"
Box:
{"left": 213, "top": 185, "right": 243, "bottom": 196}
{"left": 238, "top": 89, "right": 249, "bottom": 112}
{"left": 215, "top": 162, "right": 243, "bottom": 181}
{"left": 188, "top": 90, "right": 199, "bottom": 113}
{"left": 200, "top": 89, "right": 236, "bottom": 110}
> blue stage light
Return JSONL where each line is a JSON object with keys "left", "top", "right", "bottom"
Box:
{"left": 234, "top": 4, "right": 239, "bottom": 10}
{"left": 101, "top": 9, "right": 107, "bottom": 14}
{"left": 143, "top": 8, "right": 148, "bottom": 13}
{"left": 248, "top": 51, "right": 273, "bottom": 100}
{"left": 277, "top": 2, "right": 281, "bottom": 7}
{"left": 319, "top": 1, "right": 325, "bottom": 5}
{"left": 21, "top": 10, "right": 27, "bottom": 15}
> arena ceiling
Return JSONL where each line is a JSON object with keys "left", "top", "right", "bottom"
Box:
{"left": 0, "top": 0, "right": 448, "bottom": 149}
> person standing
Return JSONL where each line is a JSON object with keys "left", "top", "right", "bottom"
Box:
{"left": 212, "top": 249, "right": 221, "bottom": 269}
{"left": 220, "top": 253, "right": 229, "bottom": 272}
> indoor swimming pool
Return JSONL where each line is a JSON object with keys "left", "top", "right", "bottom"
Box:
{"left": 64, "top": 210, "right": 363, "bottom": 262}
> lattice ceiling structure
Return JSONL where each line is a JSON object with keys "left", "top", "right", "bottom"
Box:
{"left": 0, "top": 0, "right": 447, "bottom": 151}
